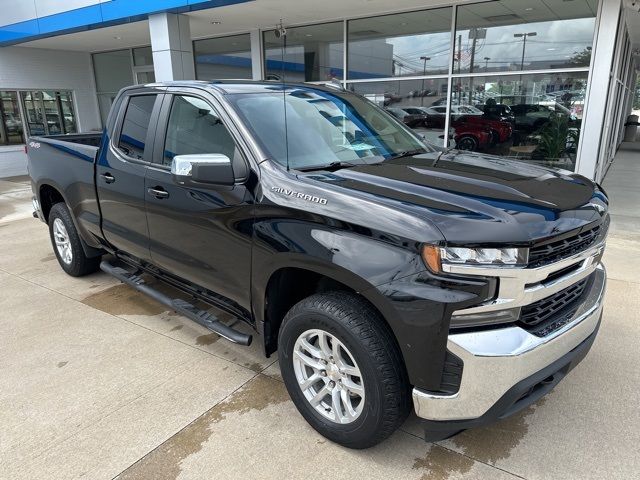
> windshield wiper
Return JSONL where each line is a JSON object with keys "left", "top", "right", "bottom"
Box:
{"left": 388, "top": 149, "right": 426, "bottom": 160}
{"left": 296, "top": 161, "right": 360, "bottom": 172}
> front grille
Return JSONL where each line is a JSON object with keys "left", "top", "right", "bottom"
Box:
{"left": 519, "top": 278, "right": 589, "bottom": 329}
{"left": 528, "top": 225, "right": 601, "bottom": 268}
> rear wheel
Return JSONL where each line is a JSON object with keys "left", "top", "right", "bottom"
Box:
{"left": 278, "top": 291, "right": 410, "bottom": 449}
{"left": 48, "top": 203, "right": 101, "bottom": 277}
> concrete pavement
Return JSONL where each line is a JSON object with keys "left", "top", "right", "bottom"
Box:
{"left": 1, "top": 149, "right": 639, "bottom": 479}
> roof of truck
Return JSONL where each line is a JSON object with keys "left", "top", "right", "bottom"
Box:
{"left": 132, "top": 80, "right": 347, "bottom": 95}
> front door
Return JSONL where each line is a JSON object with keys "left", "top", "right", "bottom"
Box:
{"left": 145, "top": 91, "right": 254, "bottom": 310}
{"left": 97, "top": 90, "right": 162, "bottom": 261}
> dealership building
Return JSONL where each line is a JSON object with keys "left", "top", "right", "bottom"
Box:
{"left": 0, "top": 0, "right": 638, "bottom": 181}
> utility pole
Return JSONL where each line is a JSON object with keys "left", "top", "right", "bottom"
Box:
{"left": 467, "top": 28, "right": 485, "bottom": 106}
{"left": 457, "top": 34, "right": 462, "bottom": 75}
{"left": 420, "top": 56, "right": 430, "bottom": 106}
{"left": 514, "top": 32, "right": 536, "bottom": 70}
{"left": 484, "top": 57, "right": 490, "bottom": 70}
{"left": 456, "top": 34, "right": 461, "bottom": 104}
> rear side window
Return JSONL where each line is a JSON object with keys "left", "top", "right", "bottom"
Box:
{"left": 117, "top": 95, "right": 157, "bottom": 160}
{"left": 162, "top": 95, "right": 236, "bottom": 166}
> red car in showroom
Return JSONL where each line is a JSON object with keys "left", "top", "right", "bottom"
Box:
{"left": 421, "top": 107, "right": 512, "bottom": 146}
{"left": 451, "top": 118, "right": 493, "bottom": 151}
{"left": 461, "top": 115, "right": 512, "bottom": 144}
{"left": 419, "top": 110, "right": 493, "bottom": 151}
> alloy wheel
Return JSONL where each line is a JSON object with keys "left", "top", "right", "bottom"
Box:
{"left": 53, "top": 218, "right": 73, "bottom": 265}
{"left": 292, "top": 328, "right": 365, "bottom": 424}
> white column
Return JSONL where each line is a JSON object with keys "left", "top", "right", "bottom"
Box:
{"left": 575, "top": 0, "right": 621, "bottom": 180}
{"left": 149, "top": 13, "right": 195, "bottom": 81}
{"left": 250, "top": 29, "right": 263, "bottom": 80}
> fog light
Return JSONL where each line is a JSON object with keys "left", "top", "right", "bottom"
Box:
{"left": 450, "top": 307, "right": 521, "bottom": 328}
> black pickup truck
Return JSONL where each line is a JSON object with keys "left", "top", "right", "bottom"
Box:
{"left": 27, "top": 81, "right": 608, "bottom": 449}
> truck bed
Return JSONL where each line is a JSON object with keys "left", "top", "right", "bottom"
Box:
{"left": 30, "top": 133, "right": 102, "bottom": 162}
{"left": 27, "top": 132, "right": 103, "bottom": 247}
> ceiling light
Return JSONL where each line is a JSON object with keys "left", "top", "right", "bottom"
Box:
{"left": 305, "top": 33, "right": 313, "bottom": 37}
{"left": 211, "top": 20, "right": 222, "bottom": 25}
{"left": 113, "top": 36, "right": 122, "bottom": 40}
{"left": 525, "top": 7, "right": 534, "bottom": 11}
{"left": 484, "top": 14, "right": 521, "bottom": 22}
{"left": 547, "top": 48, "right": 556, "bottom": 51}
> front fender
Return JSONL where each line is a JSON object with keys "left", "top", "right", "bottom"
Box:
{"left": 250, "top": 212, "right": 427, "bottom": 334}
{"left": 250, "top": 211, "right": 493, "bottom": 391}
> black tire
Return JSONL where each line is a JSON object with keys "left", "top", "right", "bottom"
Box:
{"left": 456, "top": 135, "right": 478, "bottom": 151}
{"left": 278, "top": 291, "right": 410, "bottom": 449}
{"left": 48, "top": 202, "right": 101, "bottom": 277}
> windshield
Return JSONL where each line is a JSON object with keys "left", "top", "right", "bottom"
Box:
{"left": 228, "top": 86, "right": 434, "bottom": 170}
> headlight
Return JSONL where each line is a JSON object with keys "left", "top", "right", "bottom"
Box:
{"left": 422, "top": 245, "right": 528, "bottom": 273}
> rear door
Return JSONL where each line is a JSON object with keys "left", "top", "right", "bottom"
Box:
{"left": 96, "top": 89, "right": 163, "bottom": 261}
{"left": 144, "top": 89, "right": 255, "bottom": 311}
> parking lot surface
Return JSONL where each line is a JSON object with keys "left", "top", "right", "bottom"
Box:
{"left": 1, "top": 159, "right": 639, "bottom": 479}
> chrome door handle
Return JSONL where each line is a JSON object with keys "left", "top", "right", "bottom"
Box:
{"left": 100, "top": 172, "right": 115, "bottom": 184}
{"left": 147, "top": 187, "right": 169, "bottom": 199}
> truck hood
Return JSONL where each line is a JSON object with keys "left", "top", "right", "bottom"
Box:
{"left": 302, "top": 151, "right": 608, "bottom": 245}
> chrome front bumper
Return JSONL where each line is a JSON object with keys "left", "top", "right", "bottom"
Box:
{"left": 413, "top": 263, "right": 606, "bottom": 422}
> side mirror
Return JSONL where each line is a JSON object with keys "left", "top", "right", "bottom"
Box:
{"left": 171, "top": 154, "right": 235, "bottom": 187}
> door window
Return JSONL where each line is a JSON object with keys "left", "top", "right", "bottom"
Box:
{"left": 162, "top": 95, "right": 236, "bottom": 166}
{"left": 117, "top": 95, "right": 157, "bottom": 160}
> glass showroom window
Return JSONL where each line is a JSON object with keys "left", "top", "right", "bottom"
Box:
{"left": 0, "top": 91, "right": 24, "bottom": 145}
{"left": 57, "top": 91, "right": 77, "bottom": 134}
{"left": 264, "top": 22, "right": 343, "bottom": 82}
{"left": 448, "top": 72, "right": 589, "bottom": 170}
{"left": 194, "top": 34, "right": 252, "bottom": 80}
{"left": 93, "top": 49, "right": 135, "bottom": 126}
{"left": 454, "top": 1, "right": 597, "bottom": 73}
{"left": 19, "top": 90, "right": 78, "bottom": 137}
{"left": 348, "top": 78, "right": 449, "bottom": 147}
{"left": 347, "top": 8, "right": 452, "bottom": 79}
{"left": 132, "top": 46, "right": 155, "bottom": 84}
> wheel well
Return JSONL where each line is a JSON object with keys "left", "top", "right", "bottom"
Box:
{"left": 263, "top": 268, "right": 356, "bottom": 356}
{"left": 39, "top": 184, "right": 64, "bottom": 222}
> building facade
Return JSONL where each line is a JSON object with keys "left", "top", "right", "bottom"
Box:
{"left": 1, "top": 0, "right": 638, "bottom": 181}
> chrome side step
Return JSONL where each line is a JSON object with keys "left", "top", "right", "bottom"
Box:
{"left": 100, "top": 260, "right": 252, "bottom": 346}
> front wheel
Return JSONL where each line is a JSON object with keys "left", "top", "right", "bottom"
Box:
{"left": 48, "top": 202, "right": 101, "bottom": 277}
{"left": 456, "top": 135, "right": 479, "bottom": 151}
{"left": 278, "top": 292, "right": 410, "bottom": 449}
